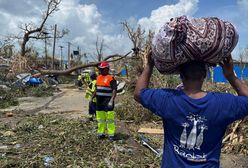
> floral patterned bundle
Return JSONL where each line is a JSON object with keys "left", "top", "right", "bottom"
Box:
{"left": 152, "top": 16, "right": 239, "bottom": 74}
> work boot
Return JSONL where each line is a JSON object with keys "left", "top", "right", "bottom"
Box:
{"left": 108, "top": 136, "right": 116, "bottom": 142}
{"left": 97, "top": 134, "right": 105, "bottom": 140}
{"left": 87, "top": 115, "right": 95, "bottom": 122}
{"left": 88, "top": 117, "right": 94, "bottom": 122}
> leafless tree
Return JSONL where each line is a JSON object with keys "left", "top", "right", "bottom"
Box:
{"left": 122, "top": 21, "right": 154, "bottom": 67}
{"left": 19, "top": 0, "right": 63, "bottom": 57}
{"left": 96, "top": 36, "right": 104, "bottom": 61}
{"left": 239, "top": 47, "right": 248, "bottom": 69}
{"left": 0, "top": 38, "right": 14, "bottom": 58}
{"left": 122, "top": 21, "right": 144, "bottom": 57}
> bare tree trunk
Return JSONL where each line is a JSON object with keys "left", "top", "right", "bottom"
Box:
{"left": 21, "top": 34, "right": 29, "bottom": 56}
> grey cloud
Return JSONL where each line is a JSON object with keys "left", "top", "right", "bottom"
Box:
{"left": 0, "top": 0, "right": 132, "bottom": 56}
{"left": 0, "top": 0, "right": 43, "bottom": 17}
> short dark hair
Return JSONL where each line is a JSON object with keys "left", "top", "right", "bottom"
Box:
{"left": 179, "top": 61, "right": 207, "bottom": 80}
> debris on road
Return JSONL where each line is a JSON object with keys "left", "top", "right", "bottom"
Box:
{"left": 140, "top": 135, "right": 162, "bottom": 157}
{"left": 138, "top": 127, "right": 164, "bottom": 134}
{"left": 5, "top": 112, "right": 14, "bottom": 117}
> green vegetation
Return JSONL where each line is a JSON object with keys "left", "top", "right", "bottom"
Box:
{"left": 0, "top": 86, "right": 56, "bottom": 109}
{"left": 0, "top": 88, "right": 19, "bottom": 109}
{"left": 0, "top": 115, "right": 160, "bottom": 168}
{"left": 116, "top": 92, "right": 160, "bottom": 123}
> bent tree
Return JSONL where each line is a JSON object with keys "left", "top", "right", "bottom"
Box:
{"left": 20, "top": 0, "right": 61, "bottom": 57}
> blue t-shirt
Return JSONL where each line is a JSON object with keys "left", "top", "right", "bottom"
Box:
{"left": 140, "top": 88, "right": 248, "bottom": 168}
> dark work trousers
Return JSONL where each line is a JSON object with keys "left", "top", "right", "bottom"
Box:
{"left": 89, "top": 101, "right": 96, "bottom": 116}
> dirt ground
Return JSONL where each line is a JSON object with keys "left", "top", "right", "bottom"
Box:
{"left": 0, "top": 84, "right": 88, "bottom": 125}
{"left": 1, "top": 84, "right": 248, "bottom": 167}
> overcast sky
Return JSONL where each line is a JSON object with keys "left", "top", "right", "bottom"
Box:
{"left": 0, "top": 0, "right": 247, "bottom": 60}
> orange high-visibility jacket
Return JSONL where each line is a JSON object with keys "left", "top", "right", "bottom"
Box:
{"left": 96, "top": 75, "right": 114, "bottom": 97}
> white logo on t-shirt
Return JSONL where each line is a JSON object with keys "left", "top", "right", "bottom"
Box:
{"left": 175, "top": 114, "right": 208, "bottom": 162}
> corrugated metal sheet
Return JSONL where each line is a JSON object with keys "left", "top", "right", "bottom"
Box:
{"left": 212, "top": 66, "right": 248, "bottom": 83}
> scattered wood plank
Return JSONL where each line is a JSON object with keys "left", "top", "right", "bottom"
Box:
{"left": 138, "top": 128, "right": 164, "bottom": 134}
{"left": 223, "top": 120, "right": 242, "bottom": 143}
{"left": 5, "top": 112, "right": 14, "bottom": 117}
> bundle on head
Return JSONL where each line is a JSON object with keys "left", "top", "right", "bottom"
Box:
{"left": 152, "top": 16, "right": 239, "bottom": 74}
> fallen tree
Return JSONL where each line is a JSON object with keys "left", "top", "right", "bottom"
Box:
{"left": 35, "top": 51, "right": 132, "bottom": 76}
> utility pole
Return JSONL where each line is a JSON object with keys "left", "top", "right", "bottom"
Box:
{"left": 77, "top": 46, "right": 80, "bottom": 54}
{"left": 67, "top": 42, "right": 71, "bottom": 68}
{"left": 52, "top": 24, "right": 57, "bottom": 69}
{"left": 59, "top": 45, "right": 64, "bottom": 70}
{"left": 45, "top": 35, "right": 48, "bottom": 68}
{"left": 77, "top": 46, "right": 80, "bottom": 62}
{"left": 42, "top": 31, "right": 49, "bottom": 68}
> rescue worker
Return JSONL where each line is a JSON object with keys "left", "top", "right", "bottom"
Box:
{"left": 77, "top": 73, "right": 83, "bottom": 90}
{"left": 93, "top": 61, "right": 117, "bottom": 141}
{"left": 84, "top": 72, "right": 97, "bottom": 121}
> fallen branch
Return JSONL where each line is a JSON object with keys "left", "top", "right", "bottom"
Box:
{"left": 223, "top": 120, "right": 242, "bottom": 143}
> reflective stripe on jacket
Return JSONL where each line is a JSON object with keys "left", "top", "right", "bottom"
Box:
{"left": 77, "top": 75, "right": 82, "bottom": 80}
{"left": 96, "top": 75, "right": 113, "bottom": 97}
{"left": 85, "top": 80, "right": 96, "bottom": 102}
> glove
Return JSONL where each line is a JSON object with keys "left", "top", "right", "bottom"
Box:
{"left": 107, "top": 100, "right": 114, "bottom": 109}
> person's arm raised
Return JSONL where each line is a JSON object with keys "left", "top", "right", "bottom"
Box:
{"left": 134, "top": 51, "right": 154, "bottom": 103}
{"left": 221, "top": 56, "right": 248, "bottom": 96}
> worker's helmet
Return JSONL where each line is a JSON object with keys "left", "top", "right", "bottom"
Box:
{"left": 98, "top": 61, "right": 109, "bottom": 69}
